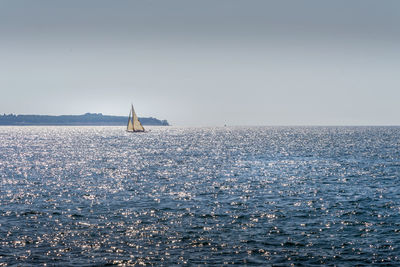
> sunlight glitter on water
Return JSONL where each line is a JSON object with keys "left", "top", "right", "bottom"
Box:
{"left": 0, "top": 126, "right": 400, "bottom": 265}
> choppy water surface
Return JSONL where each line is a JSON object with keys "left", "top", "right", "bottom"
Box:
{"left": 1, "top": 126, "right": 400, "bottom": 265}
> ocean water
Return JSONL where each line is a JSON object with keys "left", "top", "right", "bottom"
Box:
{"left": 0, "top": 126, "right": 400, "bottom": 266}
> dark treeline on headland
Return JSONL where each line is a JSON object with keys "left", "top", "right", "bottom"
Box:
{"left": 0, "top": 113, "right": 169, "bottom": 126}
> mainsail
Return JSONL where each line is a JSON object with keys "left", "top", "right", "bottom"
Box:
{"left": 127, "top": 104, "right": 145, "bottom": 132}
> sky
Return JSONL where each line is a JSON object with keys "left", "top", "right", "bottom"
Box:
{"left": 1, "top": 0, "right": 399, "bottom": 126}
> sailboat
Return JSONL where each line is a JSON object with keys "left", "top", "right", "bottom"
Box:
{"left": 127, "top": 104, "right": 145, "bottom": 132}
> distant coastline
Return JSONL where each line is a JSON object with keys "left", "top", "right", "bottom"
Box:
{"left": 0, "top": 113, "right": 169, "bottom": 126}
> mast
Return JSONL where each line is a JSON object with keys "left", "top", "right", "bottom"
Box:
{"left": 127, "top": 108, "right": 132, "bottom": 130}
{"left": 131, "top": 104, "right": 136, "bottom": 131}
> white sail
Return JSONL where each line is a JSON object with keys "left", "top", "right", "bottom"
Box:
{"left": 127, "top": 109, "right": 133, "bottom": 131}
{"left": 127, "top": 118, "right": 134, "bottom": 131}
{"left": 132, "top": 109, "right": 145, "bottom": 131}
{"left": 127, "top": 104, "right": 144, "bottom": 132}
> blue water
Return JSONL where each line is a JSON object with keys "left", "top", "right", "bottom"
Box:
{"left": 1, "top": 126, "right": 399, "bottom": 265}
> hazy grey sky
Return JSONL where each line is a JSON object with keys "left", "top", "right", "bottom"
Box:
{"left": 1, "top": 0, "right": 399, "bottom": 125}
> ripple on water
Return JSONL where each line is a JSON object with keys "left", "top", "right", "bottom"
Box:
{"left": 0, "top": 126, "right": 400, "bottom": 265}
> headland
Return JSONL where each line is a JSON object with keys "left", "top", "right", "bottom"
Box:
{"left": 0, "top": 113, "right": 169, "bottom": 126}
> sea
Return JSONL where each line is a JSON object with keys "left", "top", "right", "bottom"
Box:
{"left": 0, "top": 126, "right": 399, "bottom": 266}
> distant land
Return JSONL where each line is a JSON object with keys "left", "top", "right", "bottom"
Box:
{"left": 0, "top": 113, "right": 169, "bottom": 126}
